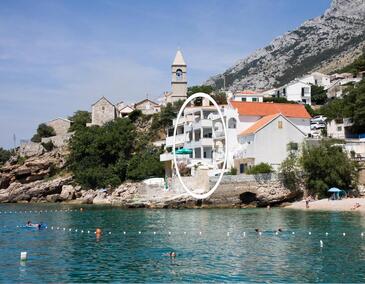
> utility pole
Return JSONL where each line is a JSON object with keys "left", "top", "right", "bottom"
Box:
{"left": 13, "top": 133, "right": 16, "bottom": 149}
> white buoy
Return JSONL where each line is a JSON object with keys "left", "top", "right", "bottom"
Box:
{"left": 153, "top": 231, "right": 156, "bottom": 235}
{"left": 292, "top": 232, "right": 295, "bottom": 235}
{"left": 243, "top": 232, "right": 246, "bottom": 237}
{"left": 275, "top": 231, "right": 278, "bottom": 235}
{"left": 259, "top": 232, "right": 262, "bottom": 236}
{"left": 108, "top": 232, "right": 111, "bottom": 235}
{"left": 138, "top": 231, "right": 141, "bottom": 234}
{"left": 320, "top": 240, "right": 323, "bottom": 247}
{"left": 88, "top": 231, "right": 90, "bottom": 234}
{"left": 57, "top": 227, "right": 59, "bottom": 230}
{"left": 184, "top": 231, "right": 186, "bottom": 235}
{"left": 343, "top": 232, "right": 346, "bottom": 236}
{"left": 199, "top": 231, "right": 202, "bottom": 235}
{"left": 325, "top": 232, "right": 328, "bottom": 236}
{"left": 75, "top": 229, "right": 78, "bottom": 232}
{"left": 69, "top": 228, "right": 72, "bottom": 232}
{"left": 20, "top": 252, "right": 27, "bottom": 261}
{"left": 227, "top": 232, "right": 230, "bottom": 236}
{"left": 308, "top": 232, "right": 312, "bottom": 235}
{"left": 51, "top": 227, "right": 53, "bottom": 230}
{"left": 361, "top": 232, "right": 364, "bottom": 237}
{"left": 81, "top": 230, "right": 84, "bottom": 233}
{"left": 168, "top": 231, "right": 171, "bottom": 235}
{"left": 63, "top": 228, "right": 66, "bottom": 231}
{"left": 123, "top": 231, "right": 126, "bottom": 235}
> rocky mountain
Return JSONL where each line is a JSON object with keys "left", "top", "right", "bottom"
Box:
{"left": 205, "top": 0, "right": 365, "bottom": 91}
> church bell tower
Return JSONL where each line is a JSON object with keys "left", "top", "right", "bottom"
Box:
{"left": 170, "top": 49, "right": 187, "bottom": 102}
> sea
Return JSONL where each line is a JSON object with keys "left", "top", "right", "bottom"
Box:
{"left": 0, "top": 204, "right": 365, "bottom": 283}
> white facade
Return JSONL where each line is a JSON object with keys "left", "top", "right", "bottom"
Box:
{"left": 276, "top": 80, "right": 311, "bottom": 105}
{"left": 231, "top": 91, "right": 264, "bottom": 102}
{"left": 301, "top": 72, "right": 331, "bottom": 88}
{"left": 237, "top": 115, "right": 306, "bottom": 169}
{"left": 134, "top": 99, "right": 160, "bottom": 115}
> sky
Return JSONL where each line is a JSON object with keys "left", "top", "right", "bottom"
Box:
{"left": 0, "top": 0, "right": 331, "bottom": 149}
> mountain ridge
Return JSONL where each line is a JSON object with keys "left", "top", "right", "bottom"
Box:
{"left": 205, "top": 0, "right": 365, "bottom": 91}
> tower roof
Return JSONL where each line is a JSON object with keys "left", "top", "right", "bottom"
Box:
{"left": 172, "top": 49, "right": 186, "bottom": 66}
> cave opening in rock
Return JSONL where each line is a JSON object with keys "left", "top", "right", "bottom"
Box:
{"left": 239, "top": 192, "right": 258, "bottom": 204}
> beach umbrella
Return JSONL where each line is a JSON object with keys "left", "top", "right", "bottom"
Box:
{"left": 175, "top": 148, "right": 193, "bottom": 155}
{"left": 328, "top": 187, "right": 341, "bottom": 193}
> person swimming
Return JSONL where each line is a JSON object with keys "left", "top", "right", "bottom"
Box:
{"left": 26, "top": 221, "right": 41, "bottom": 229}
{"left": 255, "top": 228, "right": 260, "bottom": 233}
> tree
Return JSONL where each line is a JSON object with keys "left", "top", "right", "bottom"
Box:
{"left": 0, "top": 148, "right": 11, "bottom": 165}
{"left": 126, "top": 146, "right": 164, "bottom": 180}
{"left": 31, "top": 124, "right": 55, "bottom": 142}
{"left": 246, "top": 163, "right": 273, "bottom": 174}
{"left": 68, "top": 118, "right": 136, "bottom": 188}
{"left": 263, "top": 97, "right": 294, "bottom": 104}
{"left": 187, "top": 85, "right": 214, "bottom": 106}
{"left": 128, "top": 109, "right": 142, "bottom": 123}
{"left": 311, "top": 85, "right": 328, "bottom": 105}
{"left": 211, "top": 92, "right": 227, "bottom": 105}
{"left": 279, "top": 148, "right": 302, "bottom": 191}
{"left": 69, "top": 111, "right": 91, "bottom": 132}
{"left": 335, "top": 50, "right": 365, "bottom": 75}
{"left": 301, "top": 140, "right": 358, "bottom": 198}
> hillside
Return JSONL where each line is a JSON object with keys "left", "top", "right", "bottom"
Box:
{"left": 205, "top": 0, "right": 365, "bottom": 91}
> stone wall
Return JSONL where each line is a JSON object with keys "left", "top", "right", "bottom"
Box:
{"left": 41, "top": 133, "right": 73, "bottom": 148}
{"left": 46, "top": 119, "right": 71, "bottom": 136}
{"left": 205, "top": 173, "right": 303, "bottom": 207}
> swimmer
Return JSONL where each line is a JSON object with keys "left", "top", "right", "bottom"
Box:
{"left": 255, "top": 228, "right": 260, "bottom": 233}
{"left": 278, "top": 228, "right": 283, "bottom": 232}
{"left": 170, "top": 251, "right": 176, "bottom": 258}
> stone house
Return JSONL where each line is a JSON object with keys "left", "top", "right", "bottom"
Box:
{"left": 87, "top": 97, "right": 116, "bottom": 126}
{"left": 46, "top": 118, "right": 71, "bottom": 136}
{"left": 134, "top": 99, "right": 160, "bottom": 115}
{"left": 117, "top": 105, "right": 134, "bottom": 117}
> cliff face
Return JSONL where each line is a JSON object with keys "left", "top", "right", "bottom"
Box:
{"left": 205, "top": 0, "right": 365, "bottom": 90}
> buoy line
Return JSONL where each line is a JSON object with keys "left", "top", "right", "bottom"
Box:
{"left": 0, "top": 209, "right": 80, "bottom": 215}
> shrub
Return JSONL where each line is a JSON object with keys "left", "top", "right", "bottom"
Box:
{"left": 31, "top": 123, "right": 55, "bottom": 142}
{"left": 69, "top": 110, "right": 91, "bottom": 132}
{"left": 279, "top": 152, "right": 302, "bottom": 191}
{"left": 0, "top": 148, "right": 11, "bottom": 165}
{"left": 311, "top": 85, "right": 328, "bottom": 105}
{"left": 246, "top": 163, "right": 273, "bottom": 174}
{"left": 229, "top": 167, "right": 237, "bottom": 175}
{"left": 41, "top": 141, "right": 54, "bottom": 152}
{"left": 128, "top": 109, "right": 142, "bottom": 123}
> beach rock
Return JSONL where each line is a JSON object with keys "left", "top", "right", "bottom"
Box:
{"left": 60, "top": 185, "right": 76, "bottom": 200}
{"left": 93, "top": 191, "right": 112, "bottom": 205}
{"left": 46, "top": 194, "right": 62, "bottom": 202}
{"left": 79, "top": 190, "right": 97, "bottom": 204}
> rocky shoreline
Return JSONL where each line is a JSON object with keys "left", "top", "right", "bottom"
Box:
{"left": 0, "top": 145, "right": 304, "bottom": 208}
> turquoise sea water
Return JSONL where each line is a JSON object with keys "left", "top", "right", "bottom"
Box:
{"left": 1, "top": 204, "right": 365, "bottom": 282}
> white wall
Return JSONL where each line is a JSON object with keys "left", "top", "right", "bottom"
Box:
{"left": 240, "top": 116, "right": 305, "bottom": 168}
{"left": 327, "top": 120, "right": 345, "bottom": 139}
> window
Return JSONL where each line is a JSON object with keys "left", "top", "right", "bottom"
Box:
{"left": 102, "top": 106, "right": 105, "bottom": 111}
{"left": 241, "top": 98, "right": 246, "bottom": 102}
{"left": 228, "top": 118, "right": 237, "bottom": 129}
{"left": 283, "top": 88, "right": 286, "bottom": 95}
{"left": 287, "top": 142, "right": 298, "bottom": 151}
{"left": 252, "top": 98, "right": 257, "bottom": 102}
{"left": 176, "top": 69, "right": 183, "bottom": 81}
{"left": 240, "top": 164, "right": 245, "bottom": 174}
{"left": 301, "top": 87, "right": 305, "bottom": 96}
{"left": 278, "top": 121, "right": 283, "bottom": 129}
{"left": 337, "top": 126, "right": 342, "bottom": 132}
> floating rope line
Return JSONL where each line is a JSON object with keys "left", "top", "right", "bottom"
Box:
{"left": 0, "top": 209, "right": 80, "bottom": 214}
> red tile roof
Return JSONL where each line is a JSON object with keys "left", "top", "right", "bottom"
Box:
{"left": 231, "top": 101, "right": 311, "bottom": 119}
{"left": 239, "top": 113, "right": 280, "bottom": 136}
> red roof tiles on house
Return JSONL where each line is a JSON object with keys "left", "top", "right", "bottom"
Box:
{"left": 239, "top": 113, "right": 280, "bottom": 136}
{"left": 230, "top": 101, "right": 311, "bottom": 119}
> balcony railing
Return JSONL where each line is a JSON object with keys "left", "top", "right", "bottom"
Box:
{"left": 166, "top": 134, "right": 186, "bottom": 147}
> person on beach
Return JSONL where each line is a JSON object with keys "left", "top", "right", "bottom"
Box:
{"left": 351, "top": 202, "right": 361, "bottom": 210}
{"left": 305, "top": 198, "right": 310, "bottom": 209}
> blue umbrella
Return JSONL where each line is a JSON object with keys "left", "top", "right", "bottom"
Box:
{"left": 328, "top": 187, "right": 341, "bottom": 193}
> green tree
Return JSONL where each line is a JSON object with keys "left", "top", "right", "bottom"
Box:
{"left": 336, "top": 50, "right": 365, "bottom": 75}
{"left": 279, "top": 148, "right": 302, "bottom": 191}
{"left": 301, "top": 140, "right": 358, "bottom": 197}
{"left": 0, "top": 147, "right": 11, "bottom": 165}
{"left": 246, "top": 163, "right": 273, "bottom": 174}
{"left": 211, "top": 92, "right": 227, "bottom": 105}
{"left": 68, "top": 118, "right": 135, "bottom": 188}
{"left": 187, "top": 85, "right": 214, "bottom": 106}
{"left": 311, "top": 85, "right": 328, "bottom": 105}
{"left": 69, "top": 111, "right": 91, "bottom": 132}
{"left": 127, "top": 146, "right": 164, "bottom": 180}
{"left": 31, "top": 123, "right": 56, "bottom": 142}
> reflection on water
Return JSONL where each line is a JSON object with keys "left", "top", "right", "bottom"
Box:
{"left": 1, "top": 204, "right": 365, "bottom": 282}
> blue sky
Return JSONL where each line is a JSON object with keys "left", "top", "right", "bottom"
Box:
{"left": 0, "top": 0, "right": 331, "bottom": 148}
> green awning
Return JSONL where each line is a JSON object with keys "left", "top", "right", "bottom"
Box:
{"left": 175, "top": 148, "right": 193, "bottom": 155}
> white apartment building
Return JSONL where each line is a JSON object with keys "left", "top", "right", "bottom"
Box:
{"left": 301, "top": 72, "right": 331, "bottom": 88}
{"left": 276, "top": 80, "right": 311, "bottom": 105}
{"left": 231, "top": 90, "right": 264, "bottom": 102}
{"left": 160, "top": 96, "right": 311, "bottom": 176}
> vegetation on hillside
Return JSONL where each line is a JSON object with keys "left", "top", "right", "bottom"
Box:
{"left": 31, "top": 124, "right": 56, "bottom": 143}
{"left": 335, "top": 50, "right": 365, "bottom": 75}
{"left": 68, "top": 117, "right": 164, "bottom": 188}
{"left": 311, "top": 85, "right": 328, "bottom": 105}
{"left": 0, "top": 148, "right": 11, "bottom": 165}
{"left": 68, "top": 111, "right": 91, "bottom": 132}
{"left": 320, "top": 78, "right": 365, "bottom": 133}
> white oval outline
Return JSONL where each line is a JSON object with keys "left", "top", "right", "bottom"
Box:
{"left": 172, "top": 92, "right": 228, "bottom": 199}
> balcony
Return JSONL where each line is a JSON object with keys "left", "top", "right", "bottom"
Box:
{"left": 160, "top": 152, "right": 173, "bottom": 161}
{"left": 201, "top": 119, "right": 213, "bottom": 127}
{"left": 166, "top": 134, "right": 186, "bottom": 147}
{"left": 201, "top": 138, "right": 213, "bottom": 146}
{"left": 213, "top": 131, "right": 225, "bottom": 139}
